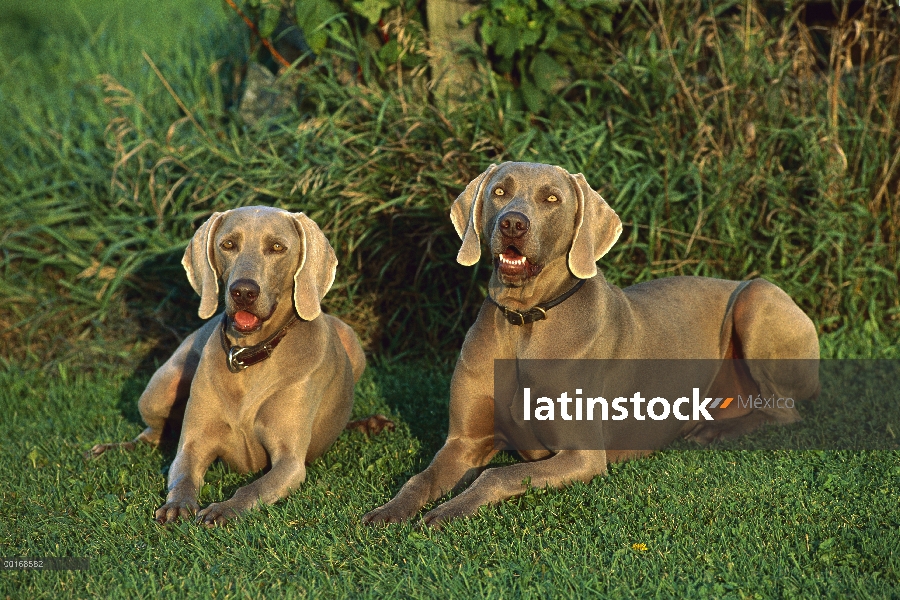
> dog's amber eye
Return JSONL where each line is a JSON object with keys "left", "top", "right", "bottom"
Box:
{"left": 272, "top": 242, "right": 285, "bottom": 252}
{"left": 547, "top": 195, "right": 558, "bottom": 202}
{"left": 221, "top": 240, "right": 235, "bottom": 250}
{"left": 494, "top": 188, "right": 505, "bottom": 196}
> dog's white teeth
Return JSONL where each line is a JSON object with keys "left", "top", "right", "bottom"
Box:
{"left": 498, "top": 254, "right": 527, "bottom": 265}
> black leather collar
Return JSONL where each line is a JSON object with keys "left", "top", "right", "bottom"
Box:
{"left": 488, "top": 279, "right": 586, "bottom": 326}
{"left": 220, "top": 313, "right": 299, "bottom": 373}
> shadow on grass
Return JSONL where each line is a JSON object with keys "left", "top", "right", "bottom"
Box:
{"left": 358, "top": 208, "right": 487, "bottom": 360}
{"left": 108, "top": 247, "right": 206, "bottom": 462}
{"left": 113, "top": 347, "right": 185, "bottom": 463}
{"left": 369, "top": 362, "right": 453, "bottom": 458}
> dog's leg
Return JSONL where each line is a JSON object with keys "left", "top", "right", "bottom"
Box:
{"left": 363, "top": 355, "right": 500, "bottom": 525}
{"left": 685, "top": 281, "right": 819, "bottom": 444}
{"left": 154, "top": 438, "right": 218, "bottom": 524}
{"left": 195, "top": 455, "right": 307, "bottom": 527}
{"left": 420, "top": 449, "right": 608, "bottom": 527}
{"left": 362, "top": 435, "right": 498, "bottom": 524}
{"left": 86, "top": 324, "right": 211, "bottom": 459}
{"left": 195, "top": 413, "right": 315, "bottom": 526}
{"left": 731, "top": 279, "right": 820, "bottom": 423}
{"left": 191, "top": 393, "right": 317, "bottom": 526}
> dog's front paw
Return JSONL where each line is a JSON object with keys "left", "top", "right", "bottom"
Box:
{"left": 421, "top": 497, "right": 481, "bottom": 528}
{"left": 196, "top": 501, "right": 243, "bottom": 527}
{"left": 361, "top": 500, "right": 418, "bottom": 525}
{"left": 155, "top": 499, "right": 200, "bottom": 524}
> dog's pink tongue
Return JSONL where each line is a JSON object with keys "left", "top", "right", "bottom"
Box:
{"left": 234, "top": 311, "right": 260, "bottom": 330}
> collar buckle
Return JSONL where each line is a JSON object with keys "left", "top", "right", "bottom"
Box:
{"left": 220, "top": 313, "right": 299, "bottom": 373}
{"left": 503, "top": 308, "right": 526, "bottom": 326}
{"left": 226, "top": 346, "right": 252, "bottom": 373}
{"left": 501, "top": 306, "right": 548, "bottom": 326}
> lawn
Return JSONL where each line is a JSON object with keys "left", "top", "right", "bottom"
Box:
{"left": 1, "top": 362, "right": 898, "bottom": 597}
{"left": 1, "top": 0, "right": 898, "bottom": 597}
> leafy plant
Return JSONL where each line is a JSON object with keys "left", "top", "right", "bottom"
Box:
{"left": 228, "top": 0, "right": 622, "bottom": 109}
{"left": 294, "top": 0, "right": 341, "bottom": 54}
{"left": 462, "top": 0, "right": 621, "bottom": 111}
{"left": 229, "top": 0, "right": 425, "bottom": 66}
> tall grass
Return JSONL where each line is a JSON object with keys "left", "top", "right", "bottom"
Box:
{"left": 0, "top": 0, "right": 235, "bottom": 365}
{"left": 2, "top": 0, "right": 898, "bottom": 366}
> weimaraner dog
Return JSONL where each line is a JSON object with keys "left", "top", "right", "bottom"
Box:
{"left": 90, "top": 206, "right": 390, "bottom": 525}
{"left": 363, "top": 161, "right": 819, "bottom": 527}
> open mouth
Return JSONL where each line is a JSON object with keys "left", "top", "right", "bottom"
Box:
{"left": 231, "top": 310, "right": 263, "bottom": 333}
{"left": 496, "top": 246, "right": 540, "bottom": 279}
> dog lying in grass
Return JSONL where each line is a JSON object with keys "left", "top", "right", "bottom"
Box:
{"left": 90, "top": 206, "right": 390, "bottom": 525}
{"left": 363, "top": 162, "right": 819, "bottom": 527}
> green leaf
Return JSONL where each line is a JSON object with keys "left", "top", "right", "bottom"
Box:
{"left": 541, "top": 21, "right": 559, "bottom": 48}
{"left": 494, "top": 26, "right": 519, "bottom": 59}
{"left": 520, "top": 78, "right": 546, "bottom": 113}
{"left": 520, "top": 24, "right": 542, "bottom": 47}
{"left": 530, "top": 51, "right": 564, "bottom": 91}
{"left": 479, "top": 17, "right": 497, "bottom": 45}
{"left": 351, "top": 0, "right": 392, "bottom": 25}
{"left": 379, "top": 38, "right": 400, "bottom": 63}
{"left": 259, "top": 7, "right": 280, "bottom": 39}
{"left": 306, "top": 30, "right": 328, "bottom": 54}
{"left": 503, "top": 4, "right": 530, "bottom": 26}
{"left": 597, "top": 13, "right": 612, "bottom": 34}
{"left": 296, "top": 0, "right": 340, "bottom": 54}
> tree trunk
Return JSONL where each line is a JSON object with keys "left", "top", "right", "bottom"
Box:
{"left": 427, "top": 0, "right": 478, "bottom": 104}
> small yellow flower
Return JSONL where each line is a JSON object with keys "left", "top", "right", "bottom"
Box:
{"left": 632, "top": 543, "right": 648, "bottom": 552}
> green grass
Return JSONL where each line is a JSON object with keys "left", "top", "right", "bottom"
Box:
{"left": 1, "top": 0, "right": 899, "bottom": 596}
{"left": 0, "top": 0, "right": 222, "bottom": 60}
{"left": 1, "top": 363, "right": 898, "bottom": 598}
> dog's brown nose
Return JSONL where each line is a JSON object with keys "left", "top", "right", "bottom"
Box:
{"left": 229, "top": 279, "right": 260, "bottom": 306}
{"left": 499, "top": 212, "right": 529, "bottom": 238}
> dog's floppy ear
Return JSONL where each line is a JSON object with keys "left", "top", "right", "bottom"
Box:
{"left": 568, "top": 173, "right": 622, "bottom": 279}
{"left": 450, "top": 164, "right": 498, "bottom": 266}
{"left": 291, "top": 212, "right": 338, "bottom": 321}
{"left": 182, "top": 210, "right": 230, "bottom": 319}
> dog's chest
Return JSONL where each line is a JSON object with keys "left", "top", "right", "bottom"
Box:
{"left": 193, "top": 362, "right": 284, "bottom": 470}
{"left": 217, "top": 393, "right": 271, "bottom": 472}
{"left": 220, "top": 427, "right": 270, "bottom": 473}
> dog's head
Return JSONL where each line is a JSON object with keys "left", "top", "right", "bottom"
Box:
{"left": 450, "top": 162, "right": 621, "bottom": 303}
{"left": 181, "top": 206, "right": 337, "bottom": 334}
